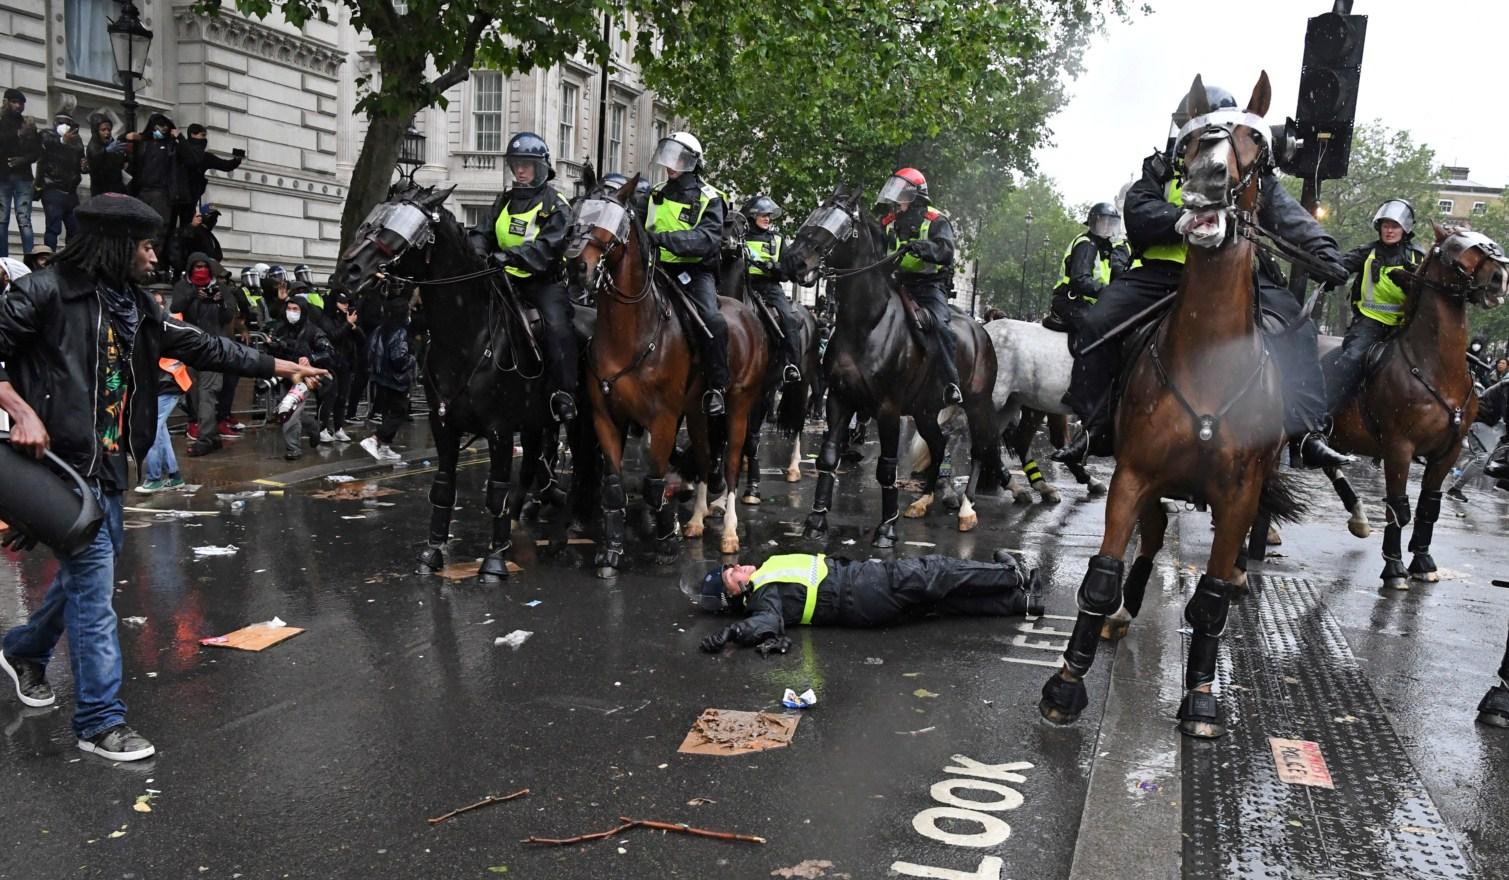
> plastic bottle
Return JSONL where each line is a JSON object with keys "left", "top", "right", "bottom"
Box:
{"left": 276, "top": 382, "right": 309, "bottom": 423}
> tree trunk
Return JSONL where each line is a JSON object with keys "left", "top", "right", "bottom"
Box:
{"left": 340, "top": 111, "right": 415, "bottom": 252}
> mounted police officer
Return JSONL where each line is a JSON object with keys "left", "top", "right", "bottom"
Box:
{"left": 646, "top": 131, "right": 729, "bottom": 416}
{"left": 1056, "top": 82, "right": 1352, "bottom": 469}
{"left": 742, "top": 194, "right": 801, "bottom": 384}
{"left": 1326, "top": 199, "right": 1425, "bottom": 411}
{"left": 877, "top": 167, "right": 962, "bottom": 405}
{"left": 473, "top": 132, "right": 578, "bottom": 423}
{"left": 1047, "top": 202, "right": 1122, "bottom": 333}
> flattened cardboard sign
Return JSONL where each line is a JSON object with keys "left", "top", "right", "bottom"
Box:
{"left": 678, "top": 709, "right": 800, "bottom": 756}
{"left": 200, "top": 623, "right": 304, "bottom": 652}
{"left": 1269, "top": 737, "right": 1335, "bottom": 789}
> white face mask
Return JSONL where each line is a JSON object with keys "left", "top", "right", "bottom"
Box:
{"left": 286, "top": 309, "right": 302, "bottom": 325}
{"left": 56, "top": 124, "right": 70, "bottom": 137}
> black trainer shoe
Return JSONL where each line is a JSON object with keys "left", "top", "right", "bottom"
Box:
{"left": 1299, "top": 432, "right": 1355, "bottom": 469}
{"left": 782, "top": 364, "right": 802, "bottom": 385}
{"left": 944, "top": 383, "right": 964, "bottom": 405}
{"left": 0, "top": 652, "right": 55, "bottom": 708}
{"left": 551, "top": 390, "right": 578, "bottom": 423}
{"left": 1446, "top": 486, "right": 1469, "bottom": 502}
{"left": 704, "top": 388, "right": 726, "bottom": 417}
{"left": 1052, "top": 430, "right": 1091, "bottom": 464}
{"left": 78, "top": 724, "right": 156, "bottom": 762}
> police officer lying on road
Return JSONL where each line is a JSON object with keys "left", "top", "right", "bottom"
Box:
{"left": 696, "top": 551, "right": 1043, "bottom": 655}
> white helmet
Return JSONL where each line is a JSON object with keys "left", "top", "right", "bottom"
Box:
{"left": 1372, "top": 199, "right": 1415, "bottom": 236}
{"left": 650, "top": 131, "right": 703, "bottom": 173}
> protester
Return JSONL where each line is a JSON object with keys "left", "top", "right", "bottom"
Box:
{"left": 0, "top": 88, "right": 40, "bottom": 259}
{"left": 36, "top": 114, "right": 84, "bottom": 249}
{"left": 138, "top": 283, "right": 189, "bottom": 492}
{"left": 696, "top": 551, "right": 1043, "bottom": 655}
{"left": 0, "top": 256, "right": 28, "bottom": 293}
{"left": 361, "top": 297, "right": 414, "bottom": 463}
{"left": 126, "top": 113, "right": 187, "bottom": 274}
{"left": 86, "top": 114, "right": 128, "bottom": 197}
{"left": 171, "top": 252, "right": 235, "bottom": 456}
{"left": 0, "top": 192, "right": 325, "bottom": 761}
{"left": 178, "top": 124, "right": 243, "bottom": 213}
{"left": 265, "top": 296, "right": 334, "bottom": 460}
{"left": 176, "top": 203, "right": 223, "bottom": 271}
{"left": 320, "top": 291, "right": 362, "bottom": 443}
{"left": 22, "top": 243, "right": 51, "bottom": 273}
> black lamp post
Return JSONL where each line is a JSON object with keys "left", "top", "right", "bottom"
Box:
{"left": 107, "top": 0, "right": 153, "bottom": 133}
{"left": 395, "top": 123, "right": 426, "bottom": 183}
{"left": 1036, "top": 233, "right": 1051, "bottom": 307}
{"left": 1017, "top": 209, "right": 1034, "bottom": 318}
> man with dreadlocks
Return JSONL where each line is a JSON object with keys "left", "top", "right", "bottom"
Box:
{"left": 0, "top": 193, "right": 329, "bottom": 761}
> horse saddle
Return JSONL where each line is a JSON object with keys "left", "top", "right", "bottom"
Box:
{"left": 654, "top": 265, "right": 713, "bottom": 343}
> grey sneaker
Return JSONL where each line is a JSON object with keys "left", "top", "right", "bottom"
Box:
{"left": 0, "top": 652, "right": 55, "bottom": 708}
{"left": 78, "top": 724, "right": 156, "bottom": 762}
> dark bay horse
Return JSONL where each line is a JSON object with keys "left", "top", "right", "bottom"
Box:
{"left": 1039, "top": 73, "right": 1303, "bottom": 739}
{"left": 1320, "top": 223, "right": 1507, "bottom": 589}
{"left": 781, "top": 186, "right": 1004, "bottom": 545}
{"left": 567, "top": 177, "right": 768, "bottom": 577}
{"left": 333, "top": 185, "right": 597, "bottom": 582}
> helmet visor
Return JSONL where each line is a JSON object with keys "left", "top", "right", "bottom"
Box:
{"left": 384, "top": 203, "right": 432, "bottom": 246}
{"left": 1089, "top": 215, "right": 1120, "bottom": 239}
{"left": 649, "top": 138, "right": 699, "bottom": 173}
{"left": 294, "top": 266, "right": 313, "bottom": 284}
{"left": 801, "top": 205, "right": 852, "bottom": 242}
{"left": 876, "top": 176, "right": 915, "bottom": 208}
{"left": 508, "top": 157, "right": 549, "bottom": 186}
{"left": 571, "top": 198, "right": 630, "bottom": 241}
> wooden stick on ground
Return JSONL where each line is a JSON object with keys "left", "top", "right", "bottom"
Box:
{"left": 427, "top": 788, "right": 531, "bottom": 826}
{"left": 523, "top": 816, "right": 766, "bottom": 847}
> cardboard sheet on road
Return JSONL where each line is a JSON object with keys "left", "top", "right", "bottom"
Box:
{"left": 200, "top": 624, "right": 305, "bottom": 651}
{"left": 310, "top": 483, "right": 401, "bottom": 501}
{"left": 678, "top": 709, "right": 800, "bottom": 755}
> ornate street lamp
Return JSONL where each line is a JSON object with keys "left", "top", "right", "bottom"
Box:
{"left": 107, "top": 0, "right": 153, "bottom": 132}
{"left": 1017, "top": 209, "right": 1034, "bottom": 318}
{"left": 395, "top": 123, "right": 426, "bottom": 183}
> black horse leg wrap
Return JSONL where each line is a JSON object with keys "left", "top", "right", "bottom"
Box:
{"left": 1185, "top": 573, "right": 1234, "bottom": 638}
{"left": 1078, "top": 554, "right": 1125, "bottom": 616}
{"left": 1063, "top": 613, "right": 1105, "bottom": 677}
{"left": 601, "top": 474, "right": 626, "bottom": 511}
{"left": 1498, "top": 627, "right": 1509, "bottom": 682}
{"left": 817, "top": 437, "right": 842, "bottom": 473}
{"left": 876, "top": 456, "right": 897, "bottom": 490}
{"left": 1123, "top": 556, "right": 1155, "bottom": 619}
{"left": 427, "top": 507, "right": 451, "bottom": 546}
{"left": 643, "top": 477, "right": 667, "bottom": 512}
{"left": 1186, "top": 633, "right": 1221, "bottom": 690}
{"left": 485, "top": 480, "right": 510, "bottom": 519}
{"left": 1385, "top": 494, "right": 1412, "bottom": 528}
{"left": 429, "top": 472, "right": 457, "bottom": 510}
{"left": 812, "top": 471, "right": 835, "bottom": 514}
{"left": 1407, "top": 490, "right": 1441, "bottom": 554}
{"left": 1330, "top": 471, "right": 1360, "bottom": 511}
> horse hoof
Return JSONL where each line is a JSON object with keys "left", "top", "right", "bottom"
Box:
{"left": 1012, "top": 489, "right": 1034, "bottom": 505}
{"left": 1178, "top": 717, "right": 1227, "bottom": 739}
{"left": 1231, "top": 569, "right": 1249, "bottom": 596}
{"left": 1100, "top": 611, "right": 1132, "bottom": 642}
{"left": 1038, "top": 674, "right": 1088, "bottom": 726}
{"left": 416, "top": 545, "right": 445, "bottom": 572}
{"left": 958, "top": 511, "right": 978, "bottom": 532}
{"left": 785, "top": 469, "right": 802, "bottom": 483}
{"left": 740, "top": 492, "right": 761, "bottom": 506}
{"left": 802, "top": 514, "right": 828, "bottom": 539}
{"left": 903, "top": 499, "right": 930, "bottom": 519}
{"left": 1177, "top": 692, "right": 1226, "bottom": 739}
{"left": 1409, "top": 570, "right": 1440, "bottom": 584}
{"left": 1348, "top": 518, "right": 1372, "bottom": 539}
{"left": 1266, "top": 525, "right": 1282, "bottom": 546}
{"left": 720, "top": 535, "right": 740, "bottom": 555}
{"left": 1383, "top": 577, "right": 1409, "bottom": 591}
{"left": 1478, "top": 686, "right": 1509, "bottom": 727}
{"left": 655, "top": 552, "right": 680, "bottom": 567}
{"left": 1087, "top": 479, "right": 1107, "bottom": 497}
{"left": 872, "top": 527, "right": 897, "bottom": 548}
{"left": 1038, "top": 485, "right": 1063, "bottom": 505}
{"left": 683, "top": 523, "right": 705, "bottom": 538}
{"left": 595, "top": 566, "right": 619, "bottom": 579}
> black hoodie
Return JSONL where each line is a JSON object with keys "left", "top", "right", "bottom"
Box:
{"left": 130, "top": 113, "right": 187, "bottom": 200}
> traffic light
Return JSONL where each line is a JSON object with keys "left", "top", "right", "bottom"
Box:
{"left": 1281, "top": 10, "right": 1367, "bottom": 181}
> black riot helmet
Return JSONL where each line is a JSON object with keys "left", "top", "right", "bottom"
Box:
{"left": 741, "top": 194, "right": 782, "bottom": 221}
{"left": 504, "top": 131, "right": 552, "bottom": 188}
{"left": 293, "top": 263, "right": 313, "bottom": 284}
{"left": 598, "top": 172, "right": 631, "bottom": 193}
{"left": 1085, "top": 202, "right": 1120, "bottom": 240}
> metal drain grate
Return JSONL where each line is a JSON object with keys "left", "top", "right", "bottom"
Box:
{"left": 1182, "top": 574, "right": 1478, "bottom": 880}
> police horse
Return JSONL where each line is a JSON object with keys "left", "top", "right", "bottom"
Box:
{"left": 334, "top": 184, "right": 598, "bottom": 582}
{"left": 1038, "top": 73, "right": 1306, "bottom": 738}
{"left": 781, "top": 185, "right": 1006, "bottom": 546}
{"left": 567, "top": 176, "right": 768, "bottom": 577}
{"left": 1319, "top": 224, "right": 1507, "bottom": 589}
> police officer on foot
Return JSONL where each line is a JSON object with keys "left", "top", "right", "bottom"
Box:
{"left": 0, "top": 193, "right": 328, "bottom": 761}
{"left": 473, "top": 132, "right": 578, "bottom": 422}
{"left": 743, "top": 194, "right": 801, "bottom": 384}
{"left": 877, "top": 168, "right": 963, "bottom": 405}
{"left": 696, "top": 551, "right": 1043, "bottom": 655}
{"left": 646, "top": 131, "right": 730, "bottom": 416}
{"left": 1326, "top": 199, "right": 1424, "bottom": 411}
{"left": 1047, "top": 202, "right": 1121, "bottom": 333}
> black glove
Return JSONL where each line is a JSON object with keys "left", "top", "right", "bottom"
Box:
{"left": 899, "top": 240, "right": 925, "bottom": 257}
{"left": 1143, "top": 151, "right": 1173, "bottom": 185}
{"left": 700, "top": 625, "right": 737, "bottom": 653}
{"left": 1, "top": 527, "right": 38, "bottom": 553}
{"left": 754, "top": 636, "right": 791, "bottom": 657}
{"left": 491, "top": 250, "right": 518, "bottom": 269}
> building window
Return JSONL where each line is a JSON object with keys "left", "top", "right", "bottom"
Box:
{"left": 653, "top": 118, "right": 668, "bottom": 147}
{"left": 472, "top": 71, "right": 504, "bottom": 153}
{"left": 1473, "top": 201, "right": 1488, "bottom": 215}
{"left": 558, "top": 81, "right": 580, "bottom": 162}
{"left": 609, "top": 102, "right": 627, "bottom": 171}
{"left": 1438, "top": 199, "right": 1455, "bottom": 214}
{"left": 65, "top": 0, "right": 118, "bottom": 84}
{"left": 462, "top": 205, "right": 492, "bottom": 228}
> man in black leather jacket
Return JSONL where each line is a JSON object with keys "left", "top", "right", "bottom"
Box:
{"left": 0, "top": 193, "right": 325, "bottom": 762}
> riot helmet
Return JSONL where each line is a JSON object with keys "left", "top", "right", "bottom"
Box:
{"left": 241, "top": 265, "right": 263, "bottom": 289}
{"left": 1086, "top": 202, "right": 1120, "bottom": 240}
{"left": 876, "top": 168, "right": 929, "bottom": 210}
{"left": 741, "top": 194, "right": 782, "bottom": 221}
{"left": 1372, "top": 199, "right": 1415, "bottom": 236}
{"left": 266, "top": 264, "right": 287, "bottom": 283}
{"left": 598, "top": 172, "right": 631, "bottom": 193}
{"left": 293, "top": 263, "right": 313, "bottom": 284}
{"left": 650, "top": 131, "right": 703, "bottom": 174}
{"left": 505, "top": 132, "right": 552, "bottom": 187}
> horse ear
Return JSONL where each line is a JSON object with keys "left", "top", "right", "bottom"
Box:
{"left": 1246, "top": 70, "right": 1272, "bottom": 117}
{"left": 420, "top": 185, "right": 455, "bottom": 210}
{"left": 618, "top": 173, "right": 641, "bottom": 202}
{"left": 1433, "top": 221, "right": 1449, "bottom": 243}
{"left": 1186, "top": 74, "right": 1211, "bottom": 119}
{"left": 582, "top": 162, "right": 598, "bottom": 192}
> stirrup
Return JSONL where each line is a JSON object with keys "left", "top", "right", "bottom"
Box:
{"left": 704, "top": 388, "right": 726, "bottom": 417}
{"left": 550, "top": 390, "right": 577, "bottom": 423}
{"left": 782, "top": 364, "right": 802, "bottom": 384}
{"left": 944, "top": 383, "right": 964, "bottom": 405}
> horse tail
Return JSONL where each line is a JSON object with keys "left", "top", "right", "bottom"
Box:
{"left": 775, "top": 377, "right": 809, "bottom": 439}
{"left": 1259, "top": 470, "right": 1310, "bottom": 524}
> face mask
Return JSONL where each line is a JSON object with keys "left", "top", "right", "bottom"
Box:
{"left": 286, "top": 309, "right": 302, "bottom": 325}
{"left": 189, "top": 266, "right": 212, "bottom": 286}
{"left": 153, "top": 130, "right": 165, "bottom": 140}
{"left": 56, "top": 124, "right": 70, "bottom": 137}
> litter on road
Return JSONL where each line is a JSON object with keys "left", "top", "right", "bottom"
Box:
{"left": 782, "top": 688, "right": 818, "bottom": 709}
{"left": 192, "top": 545, "right": 238, "bottom": 558}
{"left": 678, "top": 709, "right": 800, "bottom": 755}
{"left": 524, "top": 816, "right": 766, "bottom": 847}
{"left": 494, "top": 630, "right": 533, "bottom": 649}
{"left": 200, "top": 618, "right": 304, "bottom": 651}
{"left": 426, "top": 788, "right": 530, "bottom": 826}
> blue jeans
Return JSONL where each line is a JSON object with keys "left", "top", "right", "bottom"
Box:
{"left": 3, "top": 489, "right": 127, "bottom": 739}
{"left": 0, "top": 175, "right": 35, "bottom": 258}
{"left": 146, "top": 392, "right": 182, "bottom": 480}
{"left": 41, "top": 188, "right": 78, "bottom": 249}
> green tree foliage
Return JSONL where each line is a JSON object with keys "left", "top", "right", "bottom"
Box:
{"left": 971, "top": 176, "right": 1083, "bottom": 319}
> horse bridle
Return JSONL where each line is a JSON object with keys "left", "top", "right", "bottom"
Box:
{"left": 568, "top": 201, "right": 656, "bottom": 305}
{"left": 799, "top": 199, "right": 899, "bottom": 282}
{"left": 1407, "top": 230, "right": 1509, "bottom": 303}
{"left": 1174, "top": 109, "right": 1273, "bottom": 213}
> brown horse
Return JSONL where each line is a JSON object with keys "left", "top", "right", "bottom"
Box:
{"left": 1039, "top": 72, "right": 1303, "bottom": 739}
{"left": 567, "top": 177, "right": 769, "bottom": 578}
{"left": 1320, "top": 224, "right": 1507, "bottom": 589}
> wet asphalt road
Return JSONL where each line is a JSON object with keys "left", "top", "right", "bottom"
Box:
{"left": 0, "top": 424, "right": 1506, "bottom": 879}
